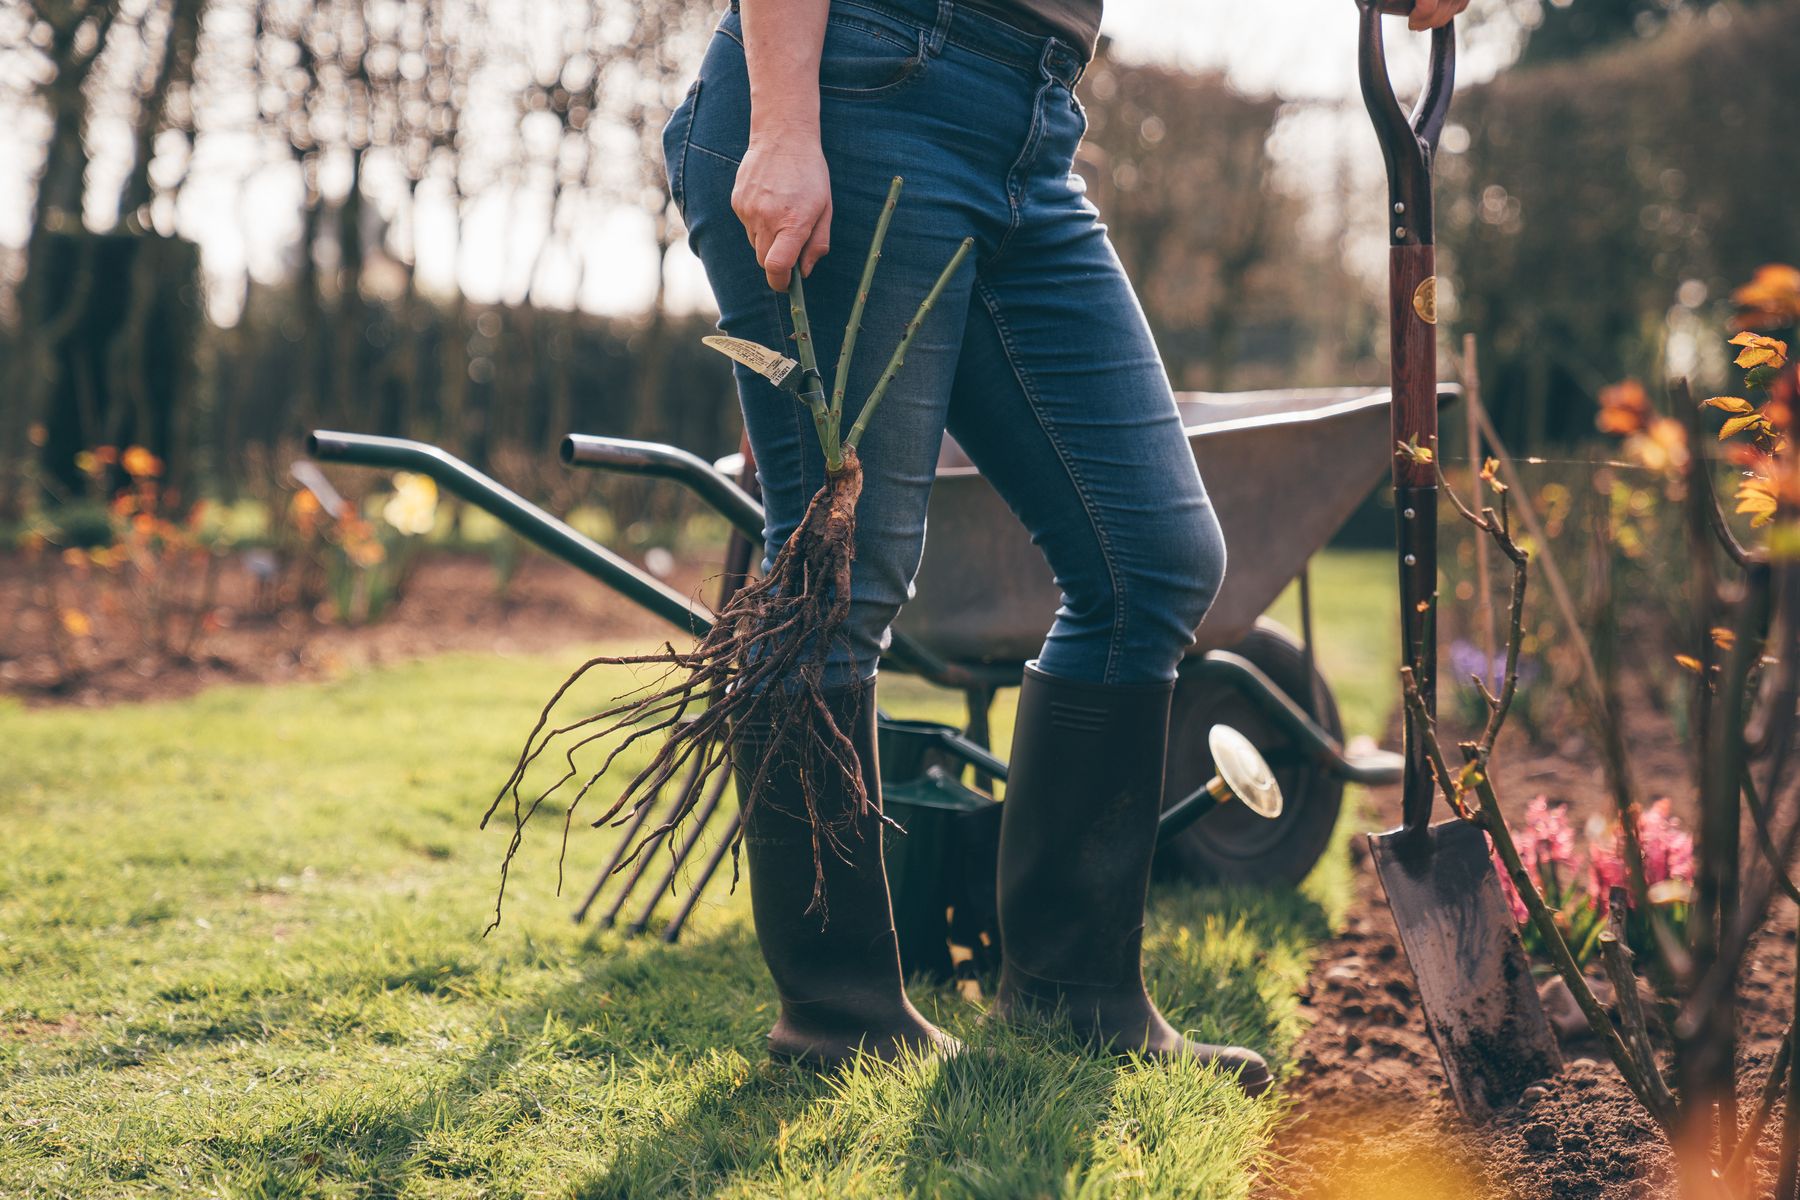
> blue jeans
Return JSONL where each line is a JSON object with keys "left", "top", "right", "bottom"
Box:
{"left": 663, "top": 0, "right": 1225, "bottom": 686}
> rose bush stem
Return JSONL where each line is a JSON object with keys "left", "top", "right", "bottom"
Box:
{"left": 787, "top": 272, "right": 840, "bottom": 472}
{"left": 1428, "top": 436, "right": 1684, "bottom": 1137}
{"left": 1470, "top": 402, "right": 1660, "bottom": 923}
{"left": 1600, "top": 888, "right": 1678, "bottom": 1117}
{"left": 489, "top": 186, "right": 951, "bottom": 931}
{"left": 1742, "top": 765, "right": 1800, "bottom": 906}
{"left": 1676, "top": 561, "right": 1772, "bottom": 1169}
{"left": 830, "top": 176, "right": 902, "bottom": 442}
{"left": 845, "top": 237, "right": 974, "bottom": 453}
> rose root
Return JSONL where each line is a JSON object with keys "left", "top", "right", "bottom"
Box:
{"left": 481, "top": 449, "right": 886, "bottom": 933}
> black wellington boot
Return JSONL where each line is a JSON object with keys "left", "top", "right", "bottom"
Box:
{"left": 732, "top": 676, "right": 958, "bottom": 1067}
{"left": 990, "top": 663, "right": 1273, "bottom": 1096}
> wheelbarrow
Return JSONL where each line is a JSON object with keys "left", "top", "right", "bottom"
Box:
{"left": 310, "top": 380, "right": 1451, "bottom": 977}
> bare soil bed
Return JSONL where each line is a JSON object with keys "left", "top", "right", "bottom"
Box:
{"left": 0, "top": 548, "right": 720, "bottom": 707}
{"left": 1264, "top": 654, "right": 1796, "bottom": 1199}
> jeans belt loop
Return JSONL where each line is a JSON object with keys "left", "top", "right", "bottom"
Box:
{"left": 928, "top": 0, "right": 953, "bottom": 55}
{"left": 1039, "top": 39, "right": 1074, "bottom": 87}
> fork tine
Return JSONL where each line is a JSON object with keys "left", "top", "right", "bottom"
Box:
{"left": 660, "top": 806, "right": 744, "bottom": 944}
{"left": 597, "top": 749, "right": 709, "bottom": 928}
{"left": 572, "top": 784, "right": 661, "bottom": 923}
{"left": 624, "top": 765, "right": 733, "bottom": 936}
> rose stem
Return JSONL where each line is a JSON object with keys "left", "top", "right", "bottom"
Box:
{"left": 787, "top": 271, "right": 840, "bottom": 471}
{"left": 844, "top": 237, "right": 974, "bottom": 453}
{"left": 831, "top": 176, "right": 903, "bottom": 446}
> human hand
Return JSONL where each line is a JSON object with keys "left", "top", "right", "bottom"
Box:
{"left": 1405, "top": 0, "right": 1468, "bottom": 30}
{"left": 732, "top": 132, "right": 832, "bottom": 292}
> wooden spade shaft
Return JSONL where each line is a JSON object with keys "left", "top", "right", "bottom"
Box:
{"left": 1356, "top": 0, "right": 1562, "bottom": 1119}
{"left": 1392, "top": 240, "right": 1439, "bottom": 846}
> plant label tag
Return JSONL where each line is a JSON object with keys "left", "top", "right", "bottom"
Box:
{"left": 702, "top": 336, "right": 800, "bottom": 391}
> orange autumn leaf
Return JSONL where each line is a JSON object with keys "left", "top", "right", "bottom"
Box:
{"left": 1712, "top": 627, "right": 1737, "bottom": 650}
{"left": 121, "top": 445, "right": 163, "bottom": 478}
{"left": 1705, "top": 396, "right": 1756, "bottom": 415}
{"left": 1733, "top": 264, "right": 1800, "bottom": 328}
{"left": 1724, "top": 442, "right": 1771, "bottom": 469}
{"left": 1631, "top": 417, "right": 1690, "bottom": 473}
{"left": 1770, "top": 408, "right": 1794, "bottom": 441}
{"left": 1597, "top": 379, "right": 1652, "bottom": 435}
{"left": 1731, "top": 332, "right": 1790, "bottom": 372}
{"left": 1675, "top": 654, "right": 1702, "bottom": 672}
{"left": 1737, "top": 477, "right": 1779, "bottom": 526}
{"left": 1719, "top": 412, "right": 1767, "bottom": 441}
{"left": 60, "top": 608, "right": 92, "bottom": 637}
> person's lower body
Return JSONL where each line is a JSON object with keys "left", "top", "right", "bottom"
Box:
{"left": 666, "top": 0, "right": 1263, "bottom": 1083}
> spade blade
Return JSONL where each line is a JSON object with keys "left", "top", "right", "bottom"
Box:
{"left": 702, "top": 335, "right": 801, "bottom": 392}
{"left": 1368, "top": 816, "right": 1562, "bottom": 1117}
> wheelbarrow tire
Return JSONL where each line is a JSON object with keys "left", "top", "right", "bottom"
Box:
{"left": 1155, "top": 619, "right": 1344, "bottom": 889}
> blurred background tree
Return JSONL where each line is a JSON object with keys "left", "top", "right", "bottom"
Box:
{"left": 1442, "top": 0, "right": 1798, "bottom": 450}
{"left": 1512, "top": 0, "right": 1737, "bottom": 65}
{"left": 1077, "top": 49, "right": 1372, "bottom": 393}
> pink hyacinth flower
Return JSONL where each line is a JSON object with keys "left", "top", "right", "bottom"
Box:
{"left": 1587, "top": 798, "right": 1695, "bottom": 914}
{"left": 1637, "top": 798, "right": 1695, "bottom": 886}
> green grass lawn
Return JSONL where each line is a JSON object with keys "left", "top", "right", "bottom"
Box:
{"left": 0, "top": 551, "right": 1396, "bottom": 1199}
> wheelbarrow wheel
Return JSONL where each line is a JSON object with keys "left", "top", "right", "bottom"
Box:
{"left": 1156, "top": 619, "right": 1344, "bottom": 888}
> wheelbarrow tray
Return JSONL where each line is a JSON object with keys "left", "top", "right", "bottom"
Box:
{"left": 893, "top": 386, "right": 1457, "bottom": 665}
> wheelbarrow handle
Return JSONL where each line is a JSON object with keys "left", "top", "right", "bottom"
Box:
{"left": 1357, "top": 0, "right": 1456, "bottom": 843}
{"left": 561, "top": 433, "right": 766, "bottom": 543}
{"left": 307, "top": 431, "right": 713, "bottom": 638}
{"left": 565, "top": 431, "right": 1002, "bottom": 692}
